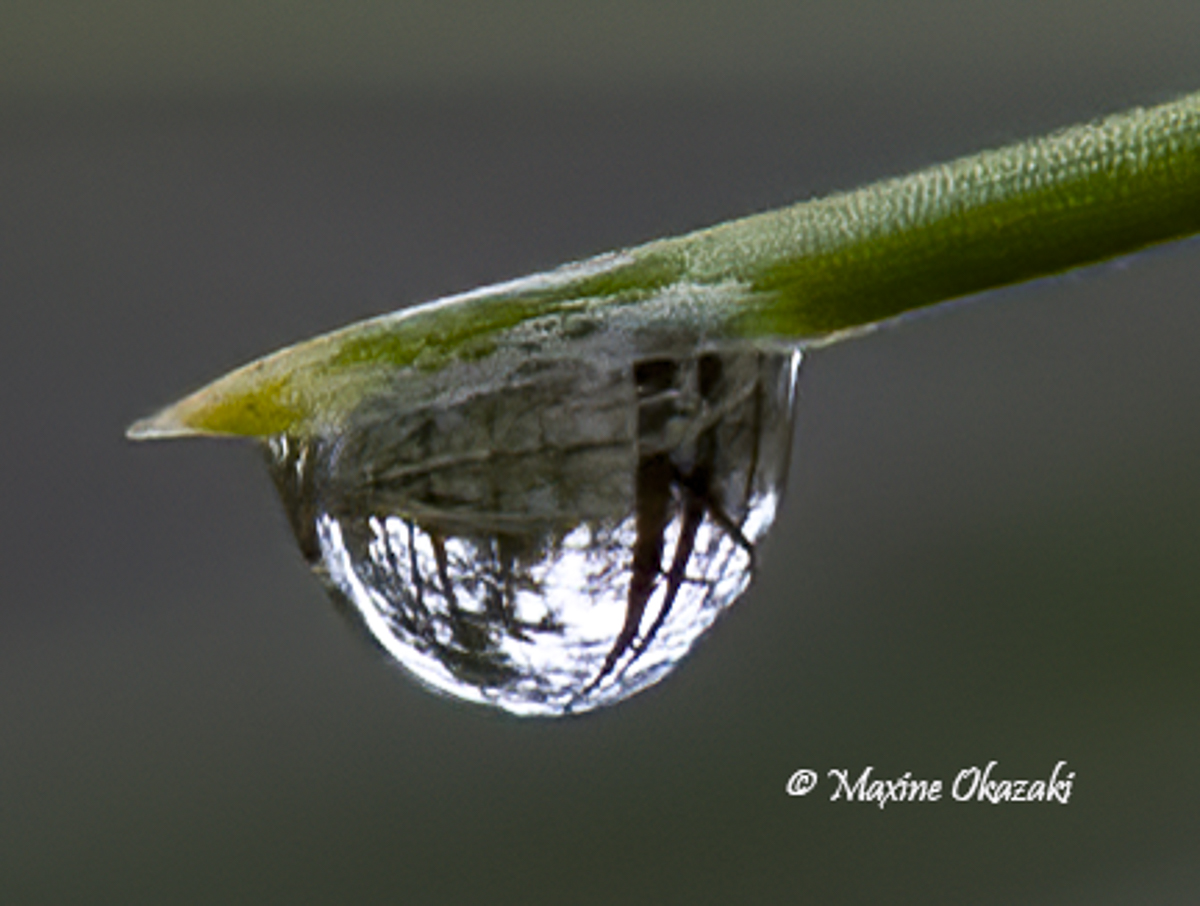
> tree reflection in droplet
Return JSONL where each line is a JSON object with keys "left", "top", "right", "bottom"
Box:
{"left": 267, "top": 338, "right": 800, "bottom": 715}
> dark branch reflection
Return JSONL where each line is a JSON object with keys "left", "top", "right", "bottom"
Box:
{"left": 267, "top": 337, "right": 800, "bottom": 715}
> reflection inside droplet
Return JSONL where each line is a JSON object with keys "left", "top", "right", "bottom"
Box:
{"left": 267, "top": 336, "right": 801, "bottom": 716}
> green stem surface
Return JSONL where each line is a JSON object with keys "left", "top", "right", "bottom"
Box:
{"left": 130, "top": 90, "right": 1200, "bottom": 439}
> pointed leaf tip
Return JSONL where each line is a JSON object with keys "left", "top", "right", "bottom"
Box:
{"left": 125, "top": 408, "right": 202, "bottom": 441}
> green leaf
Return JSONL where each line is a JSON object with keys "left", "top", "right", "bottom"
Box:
{"left": 128, "top": 89, "right": 1200, "bottom": 440}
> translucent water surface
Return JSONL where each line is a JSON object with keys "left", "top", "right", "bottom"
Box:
{"left": 267, "top": 337, "right": 801, "bottom": 715}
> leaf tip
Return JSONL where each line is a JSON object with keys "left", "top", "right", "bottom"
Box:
{"left": 125, "top": 403, "right": 221, "bottom": 441}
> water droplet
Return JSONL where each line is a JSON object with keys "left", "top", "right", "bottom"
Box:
{"left": 266, "top": 336, "right": 801, "bottom": 715}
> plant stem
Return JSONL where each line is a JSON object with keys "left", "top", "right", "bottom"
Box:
{"left": 672, "top": 89, "right": 1200, "bottom": 337}
{"left": 129, "top": 90, "right": 1200, "bottom": 440}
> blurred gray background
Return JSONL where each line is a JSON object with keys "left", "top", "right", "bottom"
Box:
{"left": 2, "top": 2, "right": 1198, "bottom": 903}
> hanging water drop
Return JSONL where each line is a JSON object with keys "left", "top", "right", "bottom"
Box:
{"left": 265, "top": 338, "right": 801, "bottom": 715}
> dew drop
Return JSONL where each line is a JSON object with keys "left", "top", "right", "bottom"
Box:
{"left": 266, "top": 337, "right": 801, "bottom": 716}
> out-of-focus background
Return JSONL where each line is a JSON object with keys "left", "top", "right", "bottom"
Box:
{"left": 2, "top": 2, "right": 1198, "bottom": 902}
